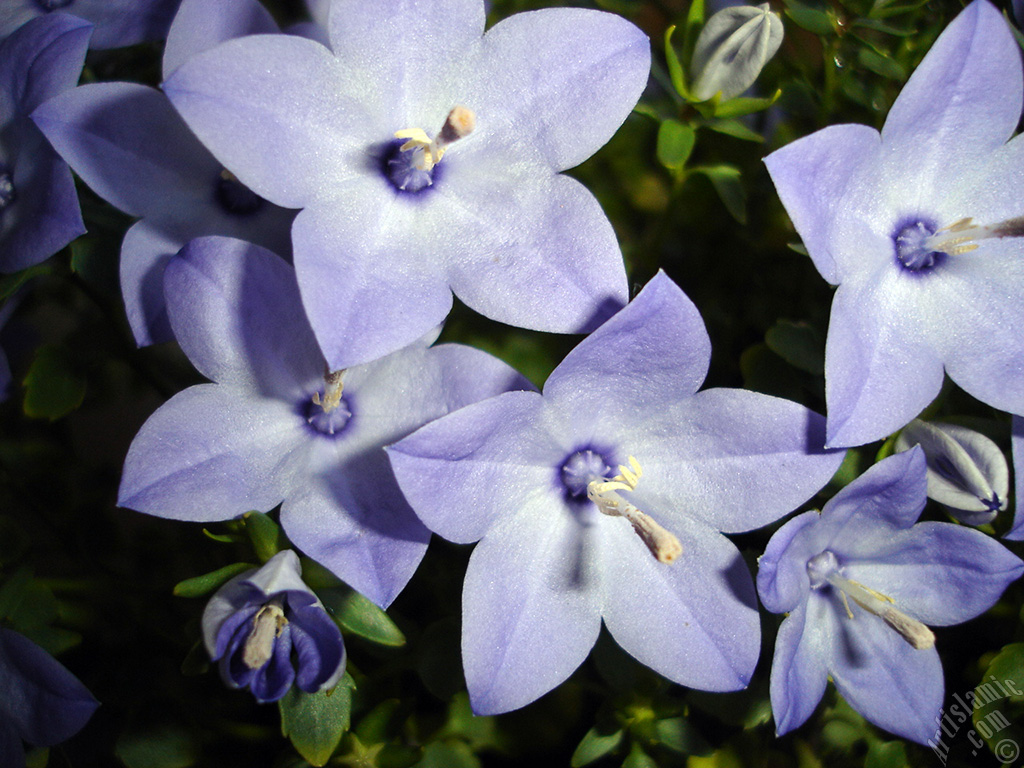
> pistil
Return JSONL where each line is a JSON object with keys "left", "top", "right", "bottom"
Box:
{"left": 312, "top": 369, "right": 345, "bottom": 414}
{"left": 394, "top": 106, "right": 476, "bottom": 172}
{"left": 241, "top": 598, "right": 287, "bottom": 669}
{"left": 923, "top": 215, "right": 1024, "bottom": 257}
{"left": 587, "top": 457, "right": 683, "bottom": 564}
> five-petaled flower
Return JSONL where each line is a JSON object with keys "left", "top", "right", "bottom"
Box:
{"left": 388, "top": 271, "right": 844, "bottom": 715}
{"left": 117, "top": 235, "right": 529, "bottom": 608}
{"left": 162, "top": 0, "right": 650, "bottom": 369}
{"left": 202, "top": 550, "right": 345, "bottom": 704}
{"left": 757, "top": 447, "right": 1024, "bottom": 744}
{"left": 765, "top": 0, "right": 1024, "bottom": 447}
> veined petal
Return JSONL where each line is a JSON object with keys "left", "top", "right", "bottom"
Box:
{"left": 630, "top": 388, "right": 840, "bottom": 534}
{"left": 0, "top": 14, "right": 91, "bottom": 116}
{"left": 443, "top": 173, "right": 628, "bottom": 336}
{"left": 119, "top": 219, "right": 183, "bottom": 347}
{"left": 881, "top": 0, "right": 1022, "bottom": 190}
{"left": 769, "top": 598, "right": 830, "bottom": 736}
{"left": 842, "top": 522, "right": 1023, "bottom": 626}
{"left": 461, "top": 495, "right": 602, "bottom": 715}
{"left": 828, "top": 598, "right": 944, "bottom": 745}
{"left": 163, "top": 0, "right": 279, "bottom": 77}
{"left": 824, "top": 273, "right": 944, "bottom": 448}
{"left": 163, "top": 34, "right": 369, "bottom": 209}
{"left": 543, "top": 271, "right": 709, "bottom": 419}
{"left": 757, "top": 510, "right": 821, "bottom": 614}
{"left": 467, "top": 7, "right": 650, "bottom": 171}
{"left": 164, "top": 237, "right": 324, "bottom": 397}
{"left": 601, "top": 515, "right": 759, "bottom": 692}
{"left": 281, "top": 454, "right": 431, "bottom": 609}
{"left": 387, "top": 391, "right": 562, "bottom": 544}
{"left": 326, "top": 0, "right": 483, "bottom": 129}
{"left": 764, "top": 124, "right": 880, "bottom": 284}
{"left": 118, "top": 384, "right": 306, "bottom": 521}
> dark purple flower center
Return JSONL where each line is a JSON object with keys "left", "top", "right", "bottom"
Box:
{"left": 560, "top": 449, "right": 614, "bottom": 499}
{"left": 35, "top": 0, "right": 74, "bottom": 10}
{"left": 806, "top": 550, "right": 839, "bottom": 588}
{"left": 303, "top": 395, "right": 353, "bottom": 437}
{"left": 215, "top": 171, "right": 264, "bottom": 215}
{"left": 381, "top": 140, "right": 441, "bottom": 195}
{"left": 0, "top": 171, "right": 15, "bottom": 214}
{"left": 893, "top": 217, "right": 944, "bottom": 271}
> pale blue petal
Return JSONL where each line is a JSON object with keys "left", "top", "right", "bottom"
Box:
{"left": 162, "top": 0, "right": 279, "bottom": 77}
{"left": 757, "top": 510, "right": 820, "bottom": 614}
{"left": 769, "top": 598, "right": 830, "bottom": 736}
{"left": 1008, "top": 415, "right": 1024, "bottom": 540}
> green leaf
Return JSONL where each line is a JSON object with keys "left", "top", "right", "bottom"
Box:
{"left": 865, "top": 740, "right": 908, "bottom": 768}
{"left": 764, "top": 320, "right": 825, "bottom": 376}
{"left": 201, "top": 528, "right": 238, "bottom": 544}
{"left": 713, "top": 90, "right": 782, "bottom": 119}
{"left": 656, "top": 119, "right": 696, "bottom": 171}
{"left": 279, "top": 674, "right": 355, "bottom": 767}
{"left": 319, "top": 582, "right": 406, "bottom": 647}
{"left": 663, "top": 26, "right": 689, "bottom": 99}
{"left": 114, "top": 723, "right": 200, "bottom": 768}
{"left": 621, "top": 741, "right": 657, "bottom": 768}
{"left": 972, "top": 643, "right": 1024, "bottom": 759}
{"left": 682, "top": 0, "right": 706, "bottom": 63}
{"left": 703, "top": 118, "right": 764, "bottom": 143}
{"left": 857, "top": 48, "right": 907, "bottom": 81}
{"left": 243, "top": 511, "right": 287, "bottom": 563}
{"left": 851, "top": 17, "right": 916, "bottom": 36}
{"left": 653, "top": 717, "right": 713, "bottom": 756}
{"left": 412, "top": 741, "right": 478, "bottom": 768}
{"left": 571, "top": 726, "right": 623, "bottom": 767}
{"left": 22, "top": 344, "right": 86, "bottom": 421}
{"left": 173, "top": 562, "right": 254, "bottom": 598}
{"left": 782, "top": 0, "right": 834, "bottom": 35}
{"left": 355, "top": 698, "right": 403, "bottom": 745}
{"left": 694, "top": 165, "right": 746, "bottom": 224}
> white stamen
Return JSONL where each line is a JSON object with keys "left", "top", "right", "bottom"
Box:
{"left": 827, "top": 573, "right": 934, "bottom": 650}
{"left": 241, "top": 599, "right": 288, "bottom": 670}
{"left": 924, "top": 215, "right": 1024, "bottom": 256}
{"left": 586, "top": 457, "right": 683, "bottom": 564}
{"left": 395, "top": 106, "right": 476, "bottom": 171}
{"left": 311, "top": 369, "right": 345, "bottom": 414}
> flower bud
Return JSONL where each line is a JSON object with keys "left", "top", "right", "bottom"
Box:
{"left": 690, "top": 3, "right": 784, "bottom": 101}
{"left": 202, "top": 550, "right": 345, "bottom": 703}
{"left": 895, "top": 419, "right": 1008, "bottom": 526}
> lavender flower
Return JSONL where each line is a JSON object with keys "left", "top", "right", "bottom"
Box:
{"left": 1007, "top": 415, "right": 1024, "bottom": 540}
{"left": 894, "top": 419, "right": 1008, "bottom": 526}
{"left": 0, "top": 628, "right": 98, "bottom": 767}
{"left": 765, "top": 0, "right": 1024, "bottom": 447}
{"left": 32, "top": 0, "right": 293, "bottom": 346}
{"left": 0, "top": 0, "right": 181, "bottom": 50}
{"left": 202, "top": 550, "right": 345, "bottom": 704}
{"left": 118, "top": 236, "right": 530, "bottom": 607}
{"left": 0, "top": 14, "right": 90, "bottom": 272}
{"left": 758, "top": 448, "right": 1024, "bottom": 744}
{"left": 387, "top": 272, "right": 843, "bottom": 715}
{"left": 161, "top": 0, "right": 650, "bottom": 369}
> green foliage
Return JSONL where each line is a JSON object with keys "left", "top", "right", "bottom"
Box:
{"left": 302, "top": 560, "right": 406, "bottom": 647}
{"left": 243, "top": 511, "right": 289, "bottom": 563}
{"left": 114, "top": 723, "right": 200, "bottom": 768}
{"left": 172, "top": 562, "right": 255, "bottom": 598}
{"left": 22, "top": 343, "right": 86, "bottom": 420}
{"left": 656, "top": 119, "right": 696, "bottom": 170}
{"left": 279, "top": 674, "right": 356, "bottom": 767}
{"left": 973, "top": 643, "right": 1024, "bottom": 759}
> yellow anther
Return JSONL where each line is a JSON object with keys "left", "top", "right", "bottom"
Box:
{"left": 394, "top": 106, "right": 476, "bottom": 172}
{"left": 312, "top": 369, "right": 345, "bottom": 413}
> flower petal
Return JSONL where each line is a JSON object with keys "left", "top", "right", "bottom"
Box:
{"left": 1008, "top": 415, "right": 1024, "bottom": 540}
{"left": 162, "top": 0, "right": 279, "bottom": 77}
{"left": 757, "top": 510, "right": 821, "bottom": 614}
{"left": 164, "top": 237, "right": 323, "bottom": 396}
{"left": 117, "top": 384, "right": 306, "bottom": 521}
{"left": 769, "top": 598, "right": 830, "bottom": 736}
{"left": 461, "top": 495, "right": 602, "bottom": 715}
{"left": 0, "top": 14, "right": 91, "bottom": 116}
{"left": 467, "top": 7, "right": 649, "bottom": 171}
{"left": 601, "top": 515, "right": 760, "bottom": 692}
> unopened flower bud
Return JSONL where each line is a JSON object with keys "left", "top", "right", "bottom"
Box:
{"left": 690, "top": 3, "right": 784, "bottom": 101}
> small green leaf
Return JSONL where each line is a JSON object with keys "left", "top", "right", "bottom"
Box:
{"left": 22, "top": 344, "right": 86, "bottom": 421}
{"left": 713, "top": 89, "right": 782, "bottom": 119}
{"left": 279, "top": 674, "right": 355, "bottom": 767}
{"left": 355, "top": 698, "right": 404, "bottom": 745}
{"left": 865, "top": 740, "right": 908, "bottom": 768}
{"left": 682, "top": 0, "right": 706, "bottom": 62}
{"left": 764, "top": 320, "right": 825, "bottom": 376}
{"left": 656, "top": 119, "right": 696, "bottom": 171}
{"left": 201, "top": 528, "right": 238, "bottom": 544}
{"left": 972, "top": 643, "right": 1024, "bottom": 759}
{"left": 782, "top": 0, "right": 834, "bottom": 35}
{"left": 243, "top": 511, "right": 287, "bottom": 563}
{"left": 694, "top": 165, "right": 746, "bottom": 224}
{"left": 857, "top": 48, "right": 907, "bottom": 81}
{"left": 319, "top": 583, "right": 406, "bottom": 647}
{"left": 412, "top": 741, "right": 478, "bottom": 768}
{"left": 114, "top": 723, "right": 200, "bottom": 768}
{"left": 663, "top": 26, "right": 689, "bottom": 99}
{"left": 571, "top": 726, "right": 623, "bottom": 767}
{"left": 173, "top": 562, "right": 254, "bottom": 598}
{"left": 703, "top": 118, "right": 764, "bottom": 143}
{"left": 622, "top": 741, "right": 658, "bottom": 768}
{"left": 653, "top": 717, "right": 713, "bottom": 756}
{"left": 851, "top": 17, "right": 916, "bottom": 36}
